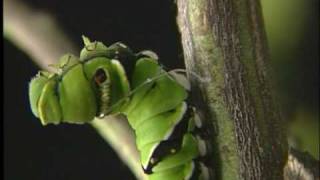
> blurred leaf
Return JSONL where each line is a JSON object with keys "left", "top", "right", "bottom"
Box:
{"left": 261, "top": 0, "right": 308, "bottom": 56}
{"left": 288, "top": 108, "right": 319, "bottom": 160}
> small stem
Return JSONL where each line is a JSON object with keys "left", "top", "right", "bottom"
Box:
{"left": 91, "top": 116, "right": 147, "bottom": 180}
{"left": 4, "top": 0, "right": 77, "bottom": 69}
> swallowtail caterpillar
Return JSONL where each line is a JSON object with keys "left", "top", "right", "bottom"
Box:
{"left": 29, "top": 36, "right": 213, "bottom": 180}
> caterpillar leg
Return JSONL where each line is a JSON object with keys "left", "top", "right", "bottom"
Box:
{"left": 191, "top": 107, "right": 213, "bottom": 157}
{"left": 189, "top": 107, "right": 214, "bottom": 180}
{"left": 191, "top": 107, "right": 215, "bottom": 179}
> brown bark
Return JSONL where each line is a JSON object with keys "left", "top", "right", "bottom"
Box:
{"left": 177, "top": 0, "right": 288, "bottom": 179}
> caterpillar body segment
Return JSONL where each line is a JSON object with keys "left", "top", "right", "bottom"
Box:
{"left": 37, "top": 75, "right": 62, "bottom": 125}
{"left": 28, "top": 37, "right": 213, "bottom": 180}
{"left": 29, "top": 71, "right": 55, "bottom": 119}
{"left": 29, "top": 53, "right": 130, "bottom": 125}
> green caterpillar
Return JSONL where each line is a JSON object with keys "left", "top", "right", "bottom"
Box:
{"left": 29, "top": 36, "right": 213, "bottom": 180}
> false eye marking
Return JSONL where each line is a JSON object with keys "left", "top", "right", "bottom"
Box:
{"left": 94, "top": 68, "right": 111, "bottom": 118}
{"left": 94, "top": 68, "right": 108, "bottom": 85}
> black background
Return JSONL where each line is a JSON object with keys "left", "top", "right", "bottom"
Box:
{"left": 4, "top": 0, "right": 319, "bottom": 180}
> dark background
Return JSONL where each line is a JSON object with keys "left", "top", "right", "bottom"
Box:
{"left": 4, "top": 0, "right": 319, "bottom": 180}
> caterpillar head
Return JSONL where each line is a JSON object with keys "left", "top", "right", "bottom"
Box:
{"left": 29, "top": 55, "right": 98, "bottom": 125}
{"left": 29, "top": 41, "right": 130, "bottom": 125}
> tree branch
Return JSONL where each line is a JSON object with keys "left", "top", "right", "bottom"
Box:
{"left": 177, "top": 0, "right": 287, "bottom": 179}
{"left": 4, "top": 0, "right": 146, "bottom": 179}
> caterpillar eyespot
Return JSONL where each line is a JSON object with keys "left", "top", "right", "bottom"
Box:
{"left": 29, "top": 36, "right": 213, "bottom": 180}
